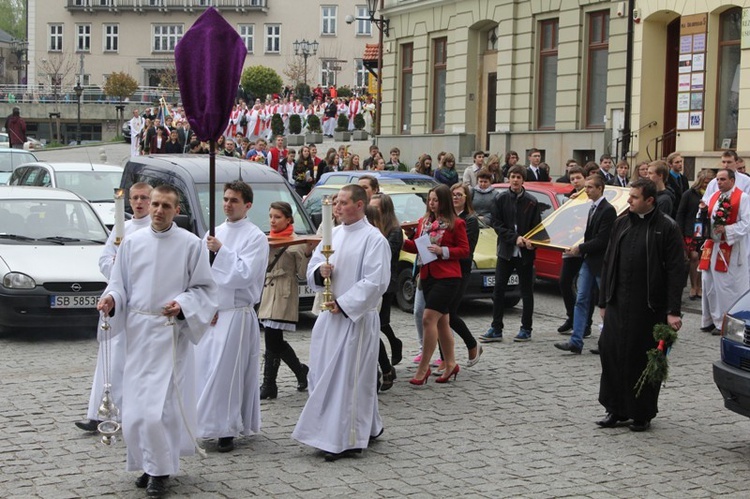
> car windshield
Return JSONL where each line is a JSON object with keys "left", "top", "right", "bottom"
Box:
{"left": 0, "top": 151, "right": 36, "bottom": 173}
{"left": 0, "top": 198, "right": 108, "bottom": 242}
{"left": 390, "top": 192, "right": 429, "bottom": 223}
{"left": 0, "top": 172, "right": 10, "bottom": 184}
{"left": 55, "top": 171, "right": 122, "bottom": 202}
{"left": 196, "top": 183, "right": 314, "bottom": 234}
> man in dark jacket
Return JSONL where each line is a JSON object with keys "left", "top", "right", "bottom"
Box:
{"left": 596, "top": 178, "right": 684, "bottom": 432}
{"left": 554, "top": 174, "right": 616, "bottom": 354}
{"left": 4, "top": 107, "right": 26, "bottom": 148}
{"left": 480, "top": 165, "right": 542, "bottom": 343}
{"left": 525, "top": 148, "right": 550, "bottom": 182}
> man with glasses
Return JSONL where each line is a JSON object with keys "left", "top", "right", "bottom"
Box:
{"left": 525, "top": 148, "right": 549, "bottom": 182}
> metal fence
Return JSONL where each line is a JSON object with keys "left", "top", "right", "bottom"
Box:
{"left": 0, "top": 85, "right": 182, "bottom": 106}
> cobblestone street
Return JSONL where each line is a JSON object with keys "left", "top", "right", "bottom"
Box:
{"left": 1, "top": 284, "right": 749, "bottom": 498}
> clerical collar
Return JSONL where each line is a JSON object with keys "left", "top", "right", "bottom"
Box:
{"left": 152, "top": 223, "right": 173, "bottom": 233}
{"left": 635, "top": 207, "right": 655, "bottom": 219}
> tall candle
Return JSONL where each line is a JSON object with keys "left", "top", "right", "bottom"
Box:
{"left": 321, "top": 195, "right": 332, "bottom": 247}
{"left": 114, "top": 188, "right": 125, "bottom": 245}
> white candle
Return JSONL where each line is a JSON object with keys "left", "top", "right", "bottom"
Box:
{"left": 321, "top": 196, "right": 332, "bottom": 247}
{"left": 114, "top": 188, "right": 125, "bottom": 244}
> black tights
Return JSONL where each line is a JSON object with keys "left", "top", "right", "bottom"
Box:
{"left": 265, "top": 327, "right": 291, "bottom": 354}
{"left": 378, "top": 292, "right": 399, "bottom": 373}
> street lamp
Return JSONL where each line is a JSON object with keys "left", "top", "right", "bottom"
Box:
{"left": 293, "top": 39, "right": 319, "bottom": 104}
{"left": 345, "top": 0, "right": 389, "bottom": 136}
{"left": 10, "top": 39, "right": 28, "bottom": 87}
{"left": 74, "top": 79, "right": 83, "bottom": 145}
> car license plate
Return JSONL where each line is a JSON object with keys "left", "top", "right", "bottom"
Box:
{"left": 483, "top": 274, "right": 519, "bottom": 287}
{"left": 50, "top": 295, "right": 99, "bottom": 309}
{"left": 298, "top": 285, "right": 315, "bottom": 297}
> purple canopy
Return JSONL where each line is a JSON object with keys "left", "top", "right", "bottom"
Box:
{"left": 175, "top": 7, "right": 247, "bottom": 142}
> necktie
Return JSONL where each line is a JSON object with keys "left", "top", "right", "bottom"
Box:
{"left": 588, "top": 203, "right": 596, "bottom": 224}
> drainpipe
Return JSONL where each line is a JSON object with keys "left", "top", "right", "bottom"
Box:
{"left": 621, "top": 0, "right": 636, "bottom": 159}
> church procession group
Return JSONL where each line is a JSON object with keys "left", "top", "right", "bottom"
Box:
{"left": 73, "top": 137, "right": 750, "bottom": 496}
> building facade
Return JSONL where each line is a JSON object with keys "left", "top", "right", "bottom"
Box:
{"left": 379, "top": 0, "right": 750, "bottom": 177}
{"left": 27, "top": 0, "right": 375, "bottom": 94}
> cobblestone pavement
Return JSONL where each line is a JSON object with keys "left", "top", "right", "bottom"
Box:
{"left": 1, "top": 283, "right": 749, "bottom": 498}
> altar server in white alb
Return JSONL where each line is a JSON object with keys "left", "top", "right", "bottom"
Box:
{"left": 195, "top": 181, "right": 268, "bottom": 453}
{"left": 97, "top": 185, "right": 217, "bottom": 497}
{"left": 292, "top": 184, "right": 390, "bottom": 462}
{"left": 75, "top": 182, "right": 153, "bottom": 433}
{"left": 700, "top": 168, "right": 750, "bottom": 333}
{"left": 129, "top": 109, "right": 145, "bottom": 157}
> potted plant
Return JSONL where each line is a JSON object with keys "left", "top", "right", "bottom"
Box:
{"left": 305, "top": 114, "right": 323, "bottom": 144}
{"left": 271, "top": 113, "right": 285, "bottom": 139}
{"left": 333, "top": 113, "right": 351, "bottom": 142}
{"left": 352, "top": 113, "right": 368, "bottom": 141}
{"left": 287, "top": 113, "right": 305, "bottom": 146}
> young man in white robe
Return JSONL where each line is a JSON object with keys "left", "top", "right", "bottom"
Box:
{"left": 700, "top": 168, "right": 750, "bottom": 332}
{"left": 75, "top": 183, "right": 153, "bottom": 433}
{"left": 97, "top": 185, "right": 217, "bottom": 497}
{"left": 129, "top": 109, "right": 145, "bottom": 157}
{"left": 292, "top": 184, "right": 390, "bottom": 462}
{"left": 195, "top": 181, "right": 268, "bottom": 453}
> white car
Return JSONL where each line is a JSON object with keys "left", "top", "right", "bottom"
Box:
{"left": 0, "top": 149, "right": 37, "bottom": 185}
{"left": 7, "top": 162, "right": 123, "bottom": 227}
{"left": 0, "top": 186, "right": 109, "bottom": 334}
{"left": 0, "top": 132, "right": 9, "bottom": 149}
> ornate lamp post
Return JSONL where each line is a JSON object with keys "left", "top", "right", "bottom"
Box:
{"left": 10, "top": 39, "right": 28, "bottom": 87}
{"left": 293, "top": 39, "right": 319, "bottom": 104}
{"left": 346, "top": 0, "right": 389, "bottom": 136}
{"left": 74, "top": 79, "right": 83, "bottom": 145}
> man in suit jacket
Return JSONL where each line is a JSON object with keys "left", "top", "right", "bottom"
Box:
{"left": 599, "top": 154, "right": 615, "bottom": 184}
{"left": 555, "top": 174, "right": 616, "bottom": 354}
{"left": 525, "top": 148, "right": 550, "bottom": 182}
{"left": 666, "top": 152, "right": 689, "bottom": 200}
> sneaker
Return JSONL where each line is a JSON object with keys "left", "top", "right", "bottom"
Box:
{"left": 431, "top": 358, "right": 443, "bottom": 368}
{"left": 412, "top": 353, "right": 423, "bottom": 364}
{"left": 479, "top": 327, "right": 503, "bottom": 343}
{"left": 557, "top": 318, "right": 573, "bottom": 334}
{"left": 514, "top": 329, "right": 532, "bottom": 342}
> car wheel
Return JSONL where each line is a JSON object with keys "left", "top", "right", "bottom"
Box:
{"left": 504, "top": 297, "right": 520, "bottom": 308}
{"left": 395, "top": 267, "right": 415, "bottom": 313}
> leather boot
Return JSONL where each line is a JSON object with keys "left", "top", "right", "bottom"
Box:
{"left": 259, "top": 351, "right": 280, "bottom": 399}
{"left": 279, "top": 343, "right": 309, "bottom": 391}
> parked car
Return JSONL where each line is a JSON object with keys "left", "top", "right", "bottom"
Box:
{"left": 0, "top": 186, "right": 109, "bottom": 334}
{"left": 0, "top": 149, "right": 37, "bottom": 185}
{"left": 302, "top": 183, "right": 520, "bottom": 312}
{"left": 493, "top": 182, "right": 630, "bottom": 281}
{"left": 713, "top": 292, "right": 750, "bottom": 418}
{"left": 7, "top": 162, "right": 123, "bottom": 227}
{"left": 316, "top": 170, "right": 438, "bottom": 188}
{"left": 23, "top": 137, "right": 46, "bottom": 151}
{"left": 119, "top": 154, "right": 318, "bottom": 310}
{"left": 122, "top": 121, "right": 132, "bottom": 142}
{"left": 0, "top": 132, "right": 9, "bottom": 148}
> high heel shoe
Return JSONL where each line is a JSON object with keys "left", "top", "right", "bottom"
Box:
{"left": 435, "top": 364, "right": 460, "bottom": 383}
{"left": 409, "top": 368, "right": 431, "bottom": 385}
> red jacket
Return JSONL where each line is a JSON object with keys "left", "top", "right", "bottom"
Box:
{"left": 403, "top": 217, "right": 470, "bottom": 280}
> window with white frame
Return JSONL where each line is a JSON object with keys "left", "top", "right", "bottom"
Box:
{"left": 49, "top": 24, "right": 63, "bottom": 52}
{"left": 322, "top": 6, "right": 337, "bottom": 35}
{"left": 355, "top": 59, "right": 368, "bottom": 88}
{"left": 76, "top": 24, "right": 91, "bottom": 52}
{"left": 239, "top": 24, "right": 254, "bottom": 53}
{"left": 265, "top": 24, "right": 280, "bottom": 53}
{"left": 103, "top": 24, "right": 119, "bottom": 52}
{"left": 321, "top": 59, "right": 336, "bottom": 87}
{"left": 356, "top": 6, "right": 372, "bottom": 36}
{"left": 153, "top": 24, "right": 183, "bottom": 52}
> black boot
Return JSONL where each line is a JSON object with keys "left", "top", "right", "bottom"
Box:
{"left": 279, "top": 343, "right": 309, "bottom": 391}
{"left": 259, "top": 351, "right": 280, "bottom": 400}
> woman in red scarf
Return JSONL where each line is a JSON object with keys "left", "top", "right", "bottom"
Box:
{"left": 257, "top": 202, "right": 315, "bottom": 399}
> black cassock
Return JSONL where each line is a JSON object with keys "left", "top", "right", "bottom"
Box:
{"left": 598, "top": 214, "right": 663, "bottom": 421}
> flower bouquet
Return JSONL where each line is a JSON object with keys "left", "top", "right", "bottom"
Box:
{"left": 634, "top": 323, "right": 678, "bottom": 398}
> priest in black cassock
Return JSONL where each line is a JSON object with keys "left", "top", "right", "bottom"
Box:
{"left": 596, "top": 179, "right": 685, "bottom": 432}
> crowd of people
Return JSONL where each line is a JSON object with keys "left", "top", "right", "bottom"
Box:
{"left": 72, "top": 125, "right": 750, "bottom": 496}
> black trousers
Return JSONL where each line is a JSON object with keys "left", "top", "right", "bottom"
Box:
{"left": 492, "top": 256, "right": 534, "bottom": 332}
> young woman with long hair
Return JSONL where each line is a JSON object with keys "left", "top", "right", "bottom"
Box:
{"left": 369, "top": 193, "right": 404, "bottom": 390}
{"left": 403, "top": 184, "right": 469, "bottom": 385}
{"left": 292, "top": 145, "right": 314, "bottom": 197}
{"left": 257, "top": 202, "right": 314, "bottom": 398}
{"left": 434, "top": 153, "right": 458, "bottom": 186}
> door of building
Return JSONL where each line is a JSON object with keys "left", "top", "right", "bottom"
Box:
{"left": 486, "top": 72, "right": 497, "bottom": 150}
{"left": 662, "top": 18, "right": 680, "bottom": 158}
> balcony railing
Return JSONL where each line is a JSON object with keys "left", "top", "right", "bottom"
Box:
{"left": 66, "top": 0, "right": 268, "bottom": 13}
{"left": 0, "top": 84, "right": 181, "bottom": 106}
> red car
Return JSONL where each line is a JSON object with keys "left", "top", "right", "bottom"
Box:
{"left": 492, "top": 182, "right": 573, "bottom": 280}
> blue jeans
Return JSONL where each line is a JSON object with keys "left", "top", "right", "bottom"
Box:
{"left": 571, "top": 260, "right": 600, "bottom": 349}
{"left": 413, "top": 287, "right": 425, "bottom": 348}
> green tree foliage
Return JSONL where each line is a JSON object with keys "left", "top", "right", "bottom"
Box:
{"left": 335, "top": 113, "right": 349, "bottom": 132}
{"left": 103, "top": 71, "right": 139, "bottom": 102}
{"left": 241, "top": 66, "right": 283, "bottom": 101}
{"left": 336, "top": 86, "right": 353, "bottom": 98}
{"left": 289, "top": 114, "right": 302, "bottom": 135}
{"left": 271, "top": 113, "right": 285, "bottom": 137}
{"left": 353, "top": 113, "right": 366, "bottom": 130}
{"left": 0, "top": 0, "right": 25, "bottom": 39}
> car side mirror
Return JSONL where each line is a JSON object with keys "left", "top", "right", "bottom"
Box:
{"left": 174, "top": 214, "right": 193, "bottom": 232}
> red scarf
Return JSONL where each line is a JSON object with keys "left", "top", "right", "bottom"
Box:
{"left": 269, "top": 224, "right": 294, "bottom": 238}
{"left": 699, "top": 188, "right": 742, "bottom": 272}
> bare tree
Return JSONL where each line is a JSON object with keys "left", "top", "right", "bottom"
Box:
{"left": 283, "top": 55, "right": 310, "bottom": 87}
{"left": 37, "top": 52, "right": 78, "bottom": 105}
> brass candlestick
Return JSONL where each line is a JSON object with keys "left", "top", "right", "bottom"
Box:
{"left": 320, "top": 245, "right": 335, "bottom": 311}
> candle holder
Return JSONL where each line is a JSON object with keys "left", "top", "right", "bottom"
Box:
{"left": 320, "top": 245, "right": 335, "bottom": 311}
